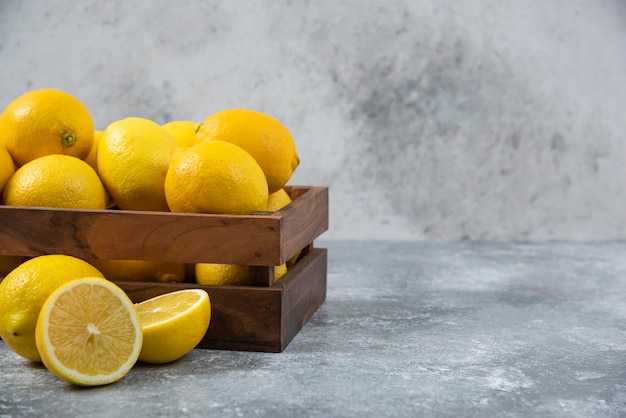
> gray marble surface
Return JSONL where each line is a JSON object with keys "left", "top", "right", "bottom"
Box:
{"left": 2, "top": 240, "right": 626, "bottom": 417}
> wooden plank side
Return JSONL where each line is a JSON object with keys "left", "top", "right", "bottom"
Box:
{"left": 0, "top": 206, "right": 283, "bottom": 265}
{"left": 118, "top": 280, "right": 284, "bottom": 353}
{"left": 0, "top": 186, "right": 328, "bottom": 267}
{"left": 278, "top": 248, "right": 328, "bottom": 350}
{"left": 280, "top": 187, "right": 329, "bottom": 265}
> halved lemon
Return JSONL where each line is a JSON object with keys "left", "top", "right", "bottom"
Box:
{"left": 135, "top": 289, "right": 211, "bottom": 364}
{"left": 35, "top": 277, "right": 142, "bottom": 386}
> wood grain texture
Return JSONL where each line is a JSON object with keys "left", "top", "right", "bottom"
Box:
{"left": 0, "top": 186, "right": 328, "bottom": 266}
{"left": 279, "top": 247, "right": 328, "bottom": 350}
{"left": 0, "top": 186, "right": 329, "bottom": 352}
{"left": 117, "top": 248, "right": 327, "bottom": 352}
{"left": 281, "top": 186, "right": 329, "bottom": 264}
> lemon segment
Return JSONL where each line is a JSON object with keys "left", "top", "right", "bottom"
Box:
{"left": 135, "top": 289, "right": 211, "bottom": 364}
{"left": 35, "top": 277, "right": 142, "bottom": 386}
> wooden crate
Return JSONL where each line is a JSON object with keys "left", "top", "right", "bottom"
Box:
{"left": 0, "top": 186, "right": 329, "bottom": 352}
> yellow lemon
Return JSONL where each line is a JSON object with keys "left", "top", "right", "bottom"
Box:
{"left": 0, "top": 255, "right": 105, "bottom": 361}
{"left": 162, "top": 120, "right": 199, "bottom": 147}
{"left": 274, "top": 263, "right": 288, "bottom": 281}
{"left": 195, "top": 109, "right": 299, "bottom": 193}
{"left": 195, "top": 263, "right": 287, "bottom": 285}
{"left": 2, "top": 154, "right": 108, "bottom": 209}
{"left": 165, "top": 140, "right": 268, "bottom": 214}
{"left": 98, "top": 117, "right": 177, "bottom": 211}
{"left": 35, "top": 277, "right": 142, "bottom": 386}
{"left": 195, "top": 264, "right": 251, "bottom": 286}
{"left": 0, "top": 88, "right": 94, "bottom": 166}
{"left": 267, "top": 188, "right": 292, "bottom": 212}
{"left": 0, "top": 144, "right": 15, "bottom": 197}
{"left": 84, "top": 130, "right": 103, "bottom": 172}
{"left": 135, "top": 289, "right": 211, "bottom": 364}
{"left": 88, "top": 259, "right": 186, "bottom": 283}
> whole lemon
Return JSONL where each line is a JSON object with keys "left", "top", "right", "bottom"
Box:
{"left": 267, "top": 188, "right": 292, "bottom": 212}
{"left": 3, "top": 154, "right": 108, "bottom": 209}
{"left": 195, "top": 264, "right": 251, "bottom": 286}
{"left": 195, "top": 109, "right": 299, "bottom": 193}
{"left": 0, "top": 254, "right": 105, "bottom": 361}
{"left": 162, "top": 120, "right": 199, "bottom": 148}
{"left": 0, "top": 143, "right": 15, "bottom": 197}
{"left": 0, "top": 88, "right": 94, "bottom": 166}
{"left": 195, "top": 263, "right": 287, "bottom": 285}
{"left": 165, "top": 140, "right": 269, "bottom": 214}
{"left": 88, "top": 259, "right": 186, "bottom": 283}
{"left": 98, "top": 117, "right": 177, "bottom": 211}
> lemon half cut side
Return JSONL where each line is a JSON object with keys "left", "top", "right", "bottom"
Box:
{"left": 135, "top": 288, "right": 211, "bottom": 364}
{"left": 35, "top": 277, "right": 143, "bottom": 386}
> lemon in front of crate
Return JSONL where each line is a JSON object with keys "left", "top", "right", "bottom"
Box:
{"left": 165, "top": 140, "right": 269, "bottom": 214}
{"left": 0, "top": 255, "right": 105, "bottom": 362}
{"left": 0, "top": 88, "right": 94, "bottom": 166}
{"left": 0, "top": 144, "right": 15, "bottom": 197}
{"left": 88, "top": 259, "right": 186, "bottom": 283}
{"left": 3, "top": 154, "right": 108, "bottom": 209}
{"left": 135, "top": 288, "right": 211, "bottom": 364}
{"left": 195, "top": 262, "right": 287, "bottom": 285}
{"left": 97, "top": 117, "right": 177, "bottom": 211}
{"left": 35, "top": 277, "right": 142, "bottom": 386}
{"left": 195, "top": 109, "right": 299, "bottom": 194}
{"left": 162, "top": 120, "right": 199, "bottom": 147}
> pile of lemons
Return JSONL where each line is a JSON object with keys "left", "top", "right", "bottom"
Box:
{"left": 0, "top": 88, "right": 301, "bottom": 285}
{"left": 0, "top": 88, "right": 301, "bottom": 386}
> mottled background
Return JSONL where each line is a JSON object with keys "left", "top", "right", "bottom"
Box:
{"left": 1, "top": 0, "right": 624, "bottom": 241}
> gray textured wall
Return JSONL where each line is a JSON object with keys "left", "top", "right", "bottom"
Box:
{"left": 1, "top": 0, "right": 625, "bottom": 241}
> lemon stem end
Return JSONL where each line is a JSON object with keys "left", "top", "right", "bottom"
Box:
{"left": 62, "top": 131, "right": 77, "bottom": 148}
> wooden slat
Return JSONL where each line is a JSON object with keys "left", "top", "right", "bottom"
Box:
{"left": 116, "top": 248, "right": 327, "bottom": 353}
{"left": 279, "top": 186, "right": 329, "bottom": 264}
{"left": 118, "top": 279, "right": 283, "bottom": 352}
{"left": 279, "top": 248, "right": 327, "bottom": 350}
{"left": 0, "top": 186, "right": 329, "bottom": 352}
{"left": 0, "top": 186, "right": 329, "bottom": 266}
